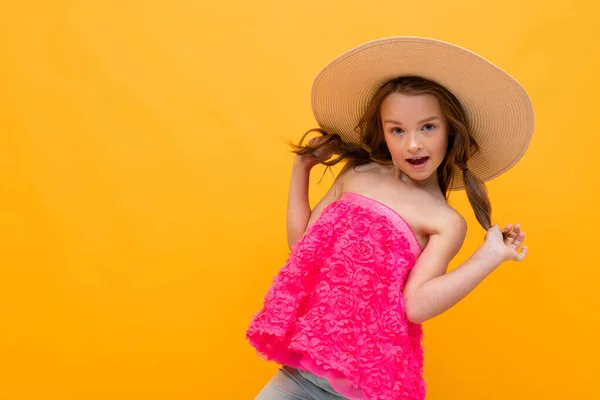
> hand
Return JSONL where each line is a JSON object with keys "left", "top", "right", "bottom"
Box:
{"left": 483, "top": 224, "right": 528, "bottom": 263}
{"left": 294, "top": 136, "right": 338, "bottom": 170}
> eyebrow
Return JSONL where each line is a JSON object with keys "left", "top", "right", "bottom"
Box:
{"left": 383, "top": 116, "right": 441, "bottom": 125}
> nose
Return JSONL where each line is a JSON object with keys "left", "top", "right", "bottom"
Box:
{"left": 406, "top": 132, "right": 423, "bottom": 153}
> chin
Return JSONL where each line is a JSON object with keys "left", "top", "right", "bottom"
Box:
{"left": 403, "top": 167, "right": 438, "bottom": 183}
{"left": 410, "top": 173, "right": 434, "bottom": 181}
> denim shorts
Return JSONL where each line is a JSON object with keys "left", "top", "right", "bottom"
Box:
{"left": 255, "top": 365, "right": 349, "bottom": 400}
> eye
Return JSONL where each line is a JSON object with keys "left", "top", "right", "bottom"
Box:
{"left": 391, "top": 127, "right": 404, "bottom": 135}
{"left": 423, "top": 124, "right": 436, "bottom": 132}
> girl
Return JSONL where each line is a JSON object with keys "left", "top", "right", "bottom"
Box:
{"left": 246, "top": 37, "right": 533, "bottom": 400}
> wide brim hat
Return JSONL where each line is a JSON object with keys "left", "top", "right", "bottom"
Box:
{"left": 310, "top": 36, "right": 534, "bottom": 190}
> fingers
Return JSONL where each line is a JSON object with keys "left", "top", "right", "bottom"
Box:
{"left": 507, "top": 223, "right": 524, "bottom": 246}
{"left": 308, "top": 136, "right": 338, "bottom": 156}
{"left": 308, "top": 135, "right": 338, "bottom": 146}
{"left": 517, "top": 245, "right": 528, "bottom": 261}
{"left": 512, "top": 230, "right": 525, "bottom": 250}
{"left": 511, "top": 224, "right": 521, "bottom": 238}
{"left": 499, "top": 223, "right": 528, "bottom": 262}
{"left": 508, "top": 223, "right": 519, "bottom": 244}
{"left": 509, "top": 224, "right": 527, "bottom": 261}
{"left": 307, "top": 137, "right": 322, "bottom": 147}
{"left": 502, "top": 223, "right": 524, "bottom": 246}
{"left": 501, "top": 224, "right": 512, "bottom": 243}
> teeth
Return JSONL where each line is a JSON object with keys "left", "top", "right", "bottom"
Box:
{"left": 407, "top": 157, "right": 428, "bottom": 165}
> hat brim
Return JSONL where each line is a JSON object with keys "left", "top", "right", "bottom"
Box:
{"left": 311, "top": 36, "right": 534, "bottom": 191}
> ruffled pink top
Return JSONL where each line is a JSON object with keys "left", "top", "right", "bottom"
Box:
{"left": 246, "top": 192, "right": 425, "bottom": 400}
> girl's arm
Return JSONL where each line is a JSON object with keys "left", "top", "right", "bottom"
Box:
{"left": 286, "top": 156, "right": 314, "bottom": 249}
{"left": 286, "top": 134, "right": 342, "bottom": 249}
{"left": 403, "top": 214, "right": 527, "bottom": 324}
{"left": 286, "top": 157, "right": 353, "bottom": 249}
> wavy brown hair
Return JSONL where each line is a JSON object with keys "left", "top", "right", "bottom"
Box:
{"left": 291, "top": 75, "right": 496, "bottom": 232}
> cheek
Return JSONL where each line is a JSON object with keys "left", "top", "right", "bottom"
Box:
{"left": 385, "top": 140, "right": 404, "bottom": 159}
{"left": 433, "top": 134, "right": 449, "bottom": 157}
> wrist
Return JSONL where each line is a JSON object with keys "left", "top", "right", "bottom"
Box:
{"left": 293, "top": 156, "right": 315, "bottom": 172}
{"left": 476, "top": 242, "right": 505, "bottom": 267}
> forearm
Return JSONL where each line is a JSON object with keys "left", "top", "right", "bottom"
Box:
{"left": 286, "top": 159, "right": 312, "bottom": 249}
{"left": 405, "top": 246, "right": 503, "bottom": 323}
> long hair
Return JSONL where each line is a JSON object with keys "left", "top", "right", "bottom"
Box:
{"left": 291, "top": 76, "right": 495, "bottom": 231}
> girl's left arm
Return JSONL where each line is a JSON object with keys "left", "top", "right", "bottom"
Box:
{"left": 402, "top": 213, "right": 527, "bottom": 324}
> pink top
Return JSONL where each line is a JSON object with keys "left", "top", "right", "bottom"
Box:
{"left": 246, "top": 192, "right": 426, "bottom": 400}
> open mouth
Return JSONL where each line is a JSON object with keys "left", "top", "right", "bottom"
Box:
{"left": 406, "top": 156, "right": 429, "bottom": 166}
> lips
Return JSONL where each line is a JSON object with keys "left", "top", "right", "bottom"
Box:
{"left": 406, "top": 156, "right": 429, "bottom": 166}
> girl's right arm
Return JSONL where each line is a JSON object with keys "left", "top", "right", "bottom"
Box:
{"left": 286, "top": 156, "right": 314, "bottom": 249}
{"left": 286, "top": 137, "right": 352, "bottom": 249}
{"left": 403, "top": 215, "right": 527, "bottom": 324}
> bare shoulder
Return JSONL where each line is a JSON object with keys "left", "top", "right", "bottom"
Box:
{"left": 330, "top": 161, "right": 371, "bottom": 187}
{"left": 434, "top": 202, "right": 468, "bottom": 244}
{"left": 304, "top": 162, "right": 362, "bottom": 228}
{"left": 442, "top": 203, "right": 467, "bottom": 228}
{"left": 336, "top": 161, "right": 387, "bottom": 186}
{"left": 349, "top": 161, "right": 386, "bottom": 174}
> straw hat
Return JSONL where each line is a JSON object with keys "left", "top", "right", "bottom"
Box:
{"left": 310, "top": 36, "right": 534, "bottom": 190}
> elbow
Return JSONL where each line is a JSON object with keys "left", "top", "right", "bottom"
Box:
{"left": 287, "top": 235, "right": 298, "bottom": 251}
{"left": 405, "top": 308, "right": 426, "bottom": 325}
{"left": 288, "top": 237, "right": 300, "bottom": 251}
{"left": 287, "top": 228, "right": 307, "bottom": 251}
{"left": 288, "top": 236, "right": 300, "bottom": 251}
{"left": 403, "top": 294, "right": 427, "bottom": 324}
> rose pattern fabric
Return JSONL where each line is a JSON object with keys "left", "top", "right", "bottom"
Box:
{"left": 246, "top": 192, "right": 425, "bottom": 400}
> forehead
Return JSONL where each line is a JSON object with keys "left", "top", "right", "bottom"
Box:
{"left": 380, "top": 92, "right": 442, "bottom": 117}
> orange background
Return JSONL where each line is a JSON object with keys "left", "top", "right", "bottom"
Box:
{"left": 0, "top": 0, "right": 598, "bottom": 399}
